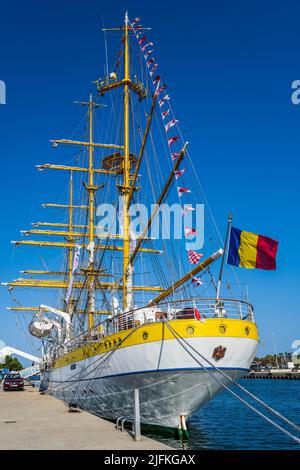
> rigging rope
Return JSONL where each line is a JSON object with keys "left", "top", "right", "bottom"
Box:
{"left": 164, "top": 320, "right": 300, "bottom": 445}
{"left": 50, "top": 322, "right": 142, "bottom": 394}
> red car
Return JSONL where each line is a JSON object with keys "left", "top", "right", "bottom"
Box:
{"left": 2, "top": 374, "right": 24, "bottom": 391}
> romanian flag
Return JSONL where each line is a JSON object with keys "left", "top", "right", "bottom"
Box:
{"left": 227, "top": 227, "right": 278, "bottom": 270}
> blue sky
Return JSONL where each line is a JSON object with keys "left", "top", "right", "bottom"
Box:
{"left": 0, "top": 0, "right": 300, "bottom": 361}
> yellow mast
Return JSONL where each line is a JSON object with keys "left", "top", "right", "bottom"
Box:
{"left": 66, "top": 171, "right": 75, "bottom": 332}
{"left": 88, "top": 94, "right": 95, "bottom": 243}
{"left": 98, "top": 15, "right": 154, "bottom": 310}
{"left": 86, "top": 93, "right": 96, "bottom": 330}
{"left": 122, "top": 12, "right": 131, "bottom": 310}
{"left": 68, "top": 171, "right": 74, "bottom": 285}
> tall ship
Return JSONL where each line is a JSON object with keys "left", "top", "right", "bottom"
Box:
{"left": 2, "top": 13, "right": 259, "bottom": 433}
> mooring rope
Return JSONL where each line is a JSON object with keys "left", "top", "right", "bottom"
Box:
{"left": 165, "top": 321, "right": 300, "bottom": 446}
{"left": 165, "top": 321, "right": 300, "bottom": 434}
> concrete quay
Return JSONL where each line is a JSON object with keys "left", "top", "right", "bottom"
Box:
{"left": 0, "top": 386, "right": 172, "bottom": 450}
{"left": 245, "top": 370, "right": 300, "bottom": 380}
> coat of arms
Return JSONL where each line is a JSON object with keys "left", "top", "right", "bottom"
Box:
{"left": 212, "top": 345, "right": 226, "bottom": 361}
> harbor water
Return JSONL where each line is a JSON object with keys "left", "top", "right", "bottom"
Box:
{"left": 145, "top": 379, "right": 300, "bottom": 450}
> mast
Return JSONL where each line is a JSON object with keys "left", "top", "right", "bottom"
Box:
{"left": 66, "top": 171, "right": 74, "bottom": 340}
{"left": 98, "top": 15, "right": 155, "bottom": 310}
{"left": 86, "top": 93, "right": 96, "bottom": 330}
{"left": 122, "top": 11, "right": 131, "bottom": 310}
{"left": 68, "top": 171, "right": 74, "bottom": 286}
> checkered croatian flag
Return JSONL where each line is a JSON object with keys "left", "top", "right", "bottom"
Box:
{"left": 188, "top": 250, "right": 204, "bottom": 264}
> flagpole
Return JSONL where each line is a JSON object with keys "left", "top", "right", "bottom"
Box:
{"left": 216, "top": 213, "right": 232, "bottom": 300}
{"left": 272, "top": 332, "right": 280, "bottom": 370}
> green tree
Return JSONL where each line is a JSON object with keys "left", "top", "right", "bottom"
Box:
{"left": 2, "top": 355, "right": 23, "bottom": 371}
{"left": 258, "top": 354, "right": 276, "bottom": 366}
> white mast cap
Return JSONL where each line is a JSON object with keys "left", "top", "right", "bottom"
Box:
{"left": 125, "top": 11, "right": 129, "bottom": 26}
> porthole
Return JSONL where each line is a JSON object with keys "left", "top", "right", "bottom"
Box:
{"left": 142, "top": 332, "right": 149, "bottom": 340}
{"left": 186, "top": 326, "right": 195, "bottom": 335}
{"left": 118, "top": 337, "right": 122, "bottom": 343}
{"left": 114, "top": 339, "right": 117, "bottom": 346}
{"left": 245, "top": 327, "right": 250, "bottom": 336}
{"left": 109, "top": 341, "right": 112, "bottom": 348}
{"left": 219, "top": 325, "right": 227, "bottom": 334}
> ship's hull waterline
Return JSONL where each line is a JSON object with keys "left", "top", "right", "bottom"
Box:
{"left": 44, "top": 319, "right": 259, "bottom": 429}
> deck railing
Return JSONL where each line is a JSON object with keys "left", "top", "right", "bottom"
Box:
{"left": 47, "top": 297, "right": 254, "bottom": 362}
{"left": 102, "top": 297, "right": 254, "bottom": 336}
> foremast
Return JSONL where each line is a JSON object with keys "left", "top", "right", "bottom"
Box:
{"left": 85, "top": 94, "right": 99, "bottom": 330}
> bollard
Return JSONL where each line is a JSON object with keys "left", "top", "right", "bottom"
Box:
{"left": 133, "top": 388, "right": 141, "bottom": 441}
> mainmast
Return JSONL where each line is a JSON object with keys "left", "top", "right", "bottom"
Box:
{"left": 122, "top": 12, "right": 131, "bottom": 310}
{"left": 86, "top": 93, "right": 97, "bottom": 330}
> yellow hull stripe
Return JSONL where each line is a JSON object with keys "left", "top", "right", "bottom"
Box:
{"left": 238, "top": 231, "right": 259, "bottom": 268}
{"left": 52, "top": 318, "right": 259, "bottom": 370}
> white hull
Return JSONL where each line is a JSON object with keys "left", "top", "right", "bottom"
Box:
{"left": 45, "top": 335, "right": 258, "bottom": 429}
